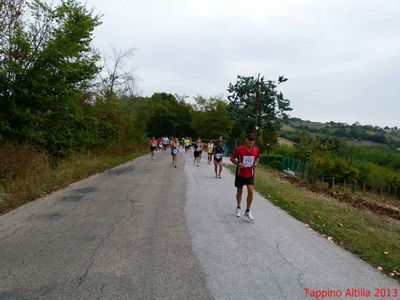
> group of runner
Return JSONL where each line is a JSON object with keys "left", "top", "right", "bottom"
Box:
{"left": 192, "top": 139, "right": 224, "bottom": 179}
{"left": 150, "top": 136, "right": 224, "bottom": 172}
{"left": 149, "top": 133, "right": 260, "bottom": 220}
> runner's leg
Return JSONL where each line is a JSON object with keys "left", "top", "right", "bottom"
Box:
{"left": 236, "top": 187, "right": 243, "bottom": 208}
{"left": 246, "top": 184, "right": 254, "bottom": 210}
{"left": 218, "top": 161, "right": 223, "bottom": 177}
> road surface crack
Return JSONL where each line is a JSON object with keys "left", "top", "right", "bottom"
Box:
{"left": 69, "top": 195, "right": 97, "bottom": 228}
{"left": 96, "top": 283, "right": 106, "bottom": 300}
{"left": 26, "top": 199, "right": 59, "bottom": 221}
{"left": 127, "top": 194, "right": 136, "bottom": 223}
{"left": 76, "top": 215, "right": 124, "bottom": 290}
{"left": 276, "top": 241, "right": 305, "bottom": 288}
{"left": 33, "top": 199, "right": 92, "bottom": 257}
{"left": 3, "top": 258, "right": 25, "bottom": 282}
{"left": 0, "top": 227, "right": 23, "bottom": 242}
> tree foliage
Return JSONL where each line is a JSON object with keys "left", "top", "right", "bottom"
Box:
{"left": 140, "top": 93, "right": 195, "bottom": 138}
{"left": 275, "top": 132, "right": 400, "bottom": 194}
{"left": 191, "top": 96, "right": 233, "bottom": 139}
{"left": 0, "top": 0, "right": 101, "bottom": 156}
{"left": 227, "top": 75, "right": 292, "bottom": 140}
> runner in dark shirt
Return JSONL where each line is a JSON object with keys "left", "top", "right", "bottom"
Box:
{"left": 193, "top": 139, "right": 203, "bottom": 167}
{"left": 213, "top": 139, "right": 225, "bottom": 179}
{"left": 170, "top": 137, "right": 179, "bottom": 168}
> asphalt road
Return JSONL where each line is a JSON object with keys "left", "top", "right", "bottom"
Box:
{"left": 0, "top": 151, "right": 211, "bottom": 299}
{"left": 0, "top": 150, "right": 399, "bottom": 299}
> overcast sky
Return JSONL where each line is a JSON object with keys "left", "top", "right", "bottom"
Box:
{"left": 85, "top": 0, "right": 399, "bottom": 127}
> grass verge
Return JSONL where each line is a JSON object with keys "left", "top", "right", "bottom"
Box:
{"left": 0, "top": 142, "right": 147, "bottom": 215}
{"left": 228, "top": 165, "right": 400, "bottom": 281}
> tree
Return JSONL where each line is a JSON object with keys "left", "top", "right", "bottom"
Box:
{"left": 191, "top": 96, "right": 233, "bottom": 139}
{"left": 295, "top": 133, "right": 317, "bottom": 180}
{"left": 0, "top": 0, "right": 26, "bottom": 140}
{"left": 97, "top": 46, "right": 137, "bottom": 99}
{"left": 0, "top": 0, "right": 101, "bottom": 155}
{"left": 143, "top": 93, "right": 195, "bottom": 138}
{"left": 227, "top": 75, "right": 292, "bottom": 143}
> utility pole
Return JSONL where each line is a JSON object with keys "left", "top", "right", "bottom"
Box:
{"left": 254, "top": 73, "right": 261, "bottom": 144}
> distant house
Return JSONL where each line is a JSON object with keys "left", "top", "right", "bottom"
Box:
{"left": 277, "top": 137, "right": 296, "bottom": 147}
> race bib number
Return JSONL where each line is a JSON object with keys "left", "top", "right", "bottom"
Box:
{"left": 172, "top": 149, "right": 178, "bottom": 155}
{"left": 243, "top": 156, "right": 254, "bottom": 167}
{"left": 215, "top": 153, "right": 222, "bottom": 159}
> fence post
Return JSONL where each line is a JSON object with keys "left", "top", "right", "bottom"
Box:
{"left": 332, "top": 177, "right": 335, "bottom": 192}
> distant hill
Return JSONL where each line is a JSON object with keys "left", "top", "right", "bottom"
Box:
{"left": 281, "top": 117, "right": 400, "bottom": 150}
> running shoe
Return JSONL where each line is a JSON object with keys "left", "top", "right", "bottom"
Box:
{"left": 245, "top": 210, "right": 254, "bottom": 220}
{"left": 215, "top": 175, "right": 218, "bottom": 178}
{"left": 235, "top": 208, "right": 241, "bottom": 217}
{"left": 218, "top": 175, "right": 221, "bottom": 179}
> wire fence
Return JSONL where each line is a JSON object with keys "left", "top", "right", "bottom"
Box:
{"left": 220, "top": 140, "right": 399, "bottom": 199}
{"left": 261, "top": 155, "right": 399, "bottom": 199}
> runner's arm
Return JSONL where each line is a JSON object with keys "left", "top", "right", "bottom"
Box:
{"left": 253, "top": 157, "right": 259, "bottom": 168}
{"left": 253, "top": 151, "right": 260, "bottom": 168}
{"left": 230, "top": 150, "right": 243, "bottom": 167}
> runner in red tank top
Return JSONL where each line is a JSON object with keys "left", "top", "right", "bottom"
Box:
{"left": 149, "top": 137, "right": 158, "bottom": 160}
{"left": 230, "top": 133, "right": 260, "bottom": 220}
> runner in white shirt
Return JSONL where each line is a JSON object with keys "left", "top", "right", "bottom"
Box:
{"left": 162, "top": 136, "right": 170, "bottom": 152}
